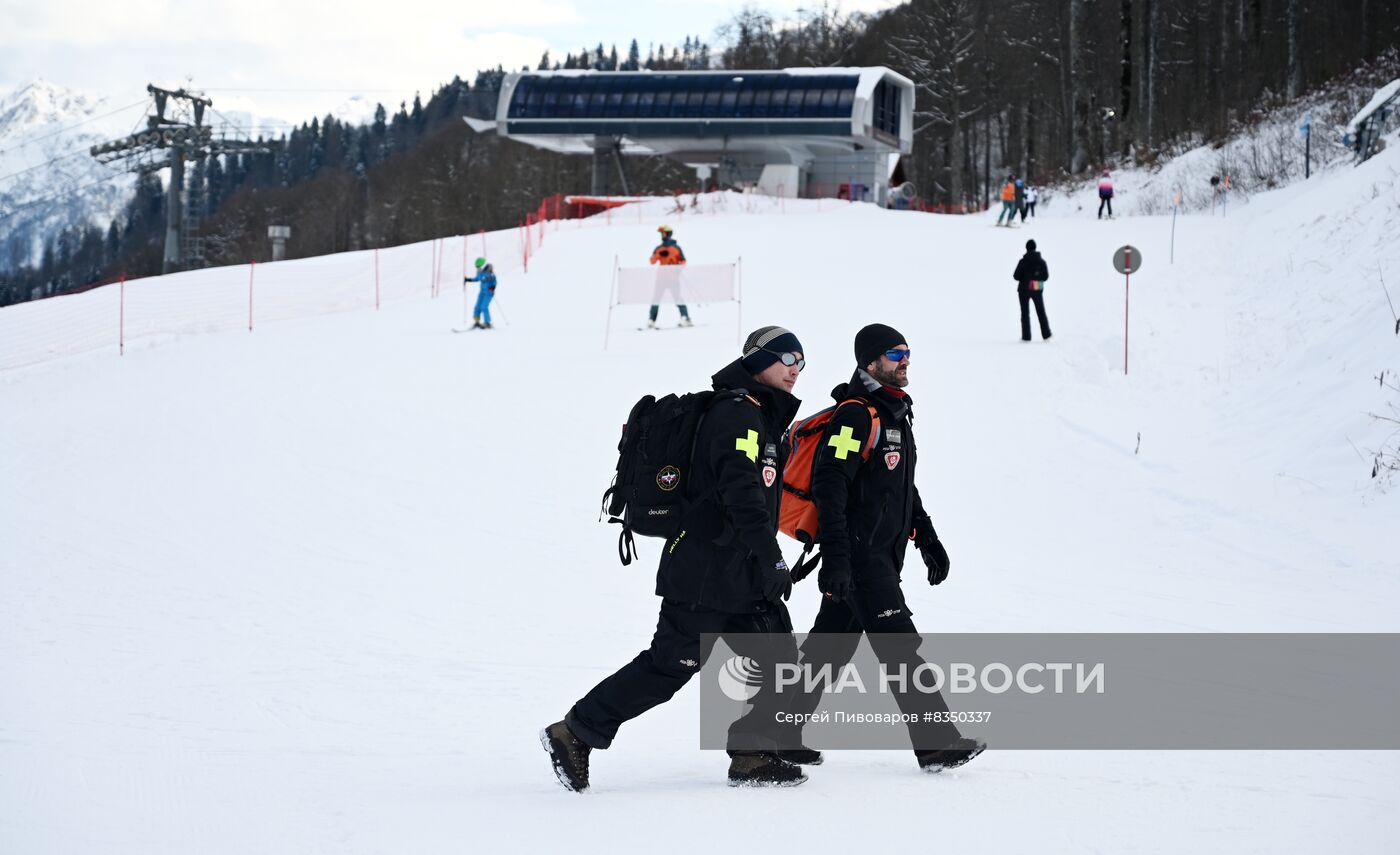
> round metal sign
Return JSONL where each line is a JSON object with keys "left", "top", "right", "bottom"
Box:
{"left": 1113, "top": 245, "right": 1143, "bottom": 274}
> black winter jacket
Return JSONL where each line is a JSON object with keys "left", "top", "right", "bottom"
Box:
{"left": 811, "top": 370, "right": 936, "bottom": 584}
{"left": 1013, "top": 251, "right": 1050, "bottom": 289}
{"left": 654, "top": 359, "right": 801, "bottom": 612}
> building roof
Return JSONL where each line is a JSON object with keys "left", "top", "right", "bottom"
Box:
{"left": 486, "top": 67, "right": 913, "bottom": 161}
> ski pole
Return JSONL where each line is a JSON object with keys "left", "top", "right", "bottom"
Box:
{"left": 462, "top": 280, "right": 470, "bottom": 326}
{"left": 493, "top": 296, "right": 509, "bottom": 326}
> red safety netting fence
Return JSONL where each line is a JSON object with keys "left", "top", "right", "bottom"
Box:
{"left": 0, "top": 233, "right": 502, "bottom": 372}
{"left": 2, "top": 186, "right": 972, "bottom": 371}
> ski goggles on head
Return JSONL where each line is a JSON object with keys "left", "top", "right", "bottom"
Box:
{"left": 762, "top": 349, "right": 805, "bottom": 371}
{"left": 883, "top": 348, "right": 911, "bottom": 363}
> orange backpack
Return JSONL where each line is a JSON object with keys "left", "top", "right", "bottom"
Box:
{"left": 779, "top": 400, "right": 880, "bottom": 578}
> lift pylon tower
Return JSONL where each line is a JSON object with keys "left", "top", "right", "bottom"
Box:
{"left": 90, "top": 85, "right": 267, "bottom": 274}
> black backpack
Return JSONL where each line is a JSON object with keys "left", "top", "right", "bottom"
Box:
{"left": 602, "top": 388, "right": 748, "bottom": 565}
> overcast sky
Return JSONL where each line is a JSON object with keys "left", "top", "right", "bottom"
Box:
{"left": 1, "top": 0, "right": 900, "bottom": 128}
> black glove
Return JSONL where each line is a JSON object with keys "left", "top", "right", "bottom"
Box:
{"left": 817, "top": 556, "right": 854, "bottom": 602}
{"left": 920, "top": 539, "right": 951, "bottom": 586}
{"left": 760, "top": 560, "right": 793, "bottom": 604}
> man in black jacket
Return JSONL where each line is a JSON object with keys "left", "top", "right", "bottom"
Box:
{"left": 795, "top": 323, "right": 985, "bottom": 772}
{"left": 1015, "top": 239, "right": 1053, "bottom": 342}
{"left": 542, "top": 326, "right": 808, "bottom": 791}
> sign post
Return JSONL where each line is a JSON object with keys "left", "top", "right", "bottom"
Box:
{"left": 1300, "top": 112, "right": 1313, "bottom": 179}
{"left": 1113, "top": 245, "right": 1143, "bottom": 375}
{"left": 1170, "top": 190, "right": 1182, "bottom": 264}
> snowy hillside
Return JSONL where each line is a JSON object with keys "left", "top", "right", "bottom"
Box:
{"left": 0, "top": 79, "right": 143, "bottom": 271}
{"left": 0, "top": 78, "right": 377, "bottom": 274}
{"left": 2, "top": 133, "right": 1399, "bottom": 853}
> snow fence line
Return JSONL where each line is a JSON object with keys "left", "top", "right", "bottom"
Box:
{"left": 0, "top": 190, "right": 864, "bottom": 372}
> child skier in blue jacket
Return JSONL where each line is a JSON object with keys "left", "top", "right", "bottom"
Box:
{"left": 463, "top": 258, "right": 497, "bottom": 329}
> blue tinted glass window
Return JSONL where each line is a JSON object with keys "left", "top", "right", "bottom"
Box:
{"left": 653, "top": 86, "right": 673, "bottom": 117}
{"left": 837, "top": 86, "right": 855, "bottom": 115}
{"left": 510, "top": 79, "right": 532, "bottom": 118}
{"left": 751, "top": 83, "right": 772, "bottom": 117}
{"left": 768, "top": 87, "right": 788, "bottom": 117}
{"left": 587, "top": 87, "right": 607, "bottom": 116}
{"left": 735, "top": 87, "right": 754, "bottom": 117}
{"left": 637, "top": 87, "right": 656, "bottom": 117}
{"left": 670, "top": 86, "right": 693, "bottom": 118}
{"left": 604, "top": 84, "right": 624, "bottom": 118}
{"left": 785, "top": 87, "right": 806, "bottom": 118}
{"left": 569, "top": 81, "right": 590, "bottom": 117}
{"left": 703, "top": 88, "right": 722, "bottom": 118}
{"left": 820, "top": 88, "right": 839, "bottom": 116}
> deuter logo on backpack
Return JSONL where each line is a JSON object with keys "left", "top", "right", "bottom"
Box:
{"left": 601, "top": 389, "right": 747, "bottom": 566}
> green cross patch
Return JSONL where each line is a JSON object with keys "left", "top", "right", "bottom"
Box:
{"left": 736, "top": 429, "right": 760, "bottom": 462}
{"left": 828, "top": 425, "right": 862, "bottom": 460}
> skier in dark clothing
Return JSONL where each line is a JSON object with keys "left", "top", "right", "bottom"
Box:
{"left": 788, "top": 324, "right": 986, "bottom": 772}
{"left": 1097, "top": 170, "right": 1115, "bottom": 219}
{"left": 1014, "top": 239, "right": 1053, "bottom": 342}
{"left": 543, "top": 326, "right": 810, "bottom": 791}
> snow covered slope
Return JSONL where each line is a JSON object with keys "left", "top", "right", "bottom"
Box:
{"left": 2, "top": 139, "right": 1398, "bottom": 852}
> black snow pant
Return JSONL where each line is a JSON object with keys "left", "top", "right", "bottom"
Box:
{"left": 1098, "top": 196, "right": 1113, "bottom": 218}
{"left": 566, "top": 598, "right": 796, "bottom": 753}
{"left": 1026, "top": 201, "right": 1037, "bottom": 218}
{"left": 1019, "top": 287, "right": 1052, "bottom": 340}
{"left": 785, "top": 577, "right": 961, "bottom": 754}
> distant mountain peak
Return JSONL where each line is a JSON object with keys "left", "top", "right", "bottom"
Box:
{"left": 0, "top": 78, "right": 107, "bottom": 141}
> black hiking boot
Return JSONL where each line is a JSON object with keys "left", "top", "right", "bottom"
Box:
{"left": 917, "top": 736, "right": 987, "bottom": 773}
{"left": 727, "top": 752, "right": 808, "bottom": 787}
{"left": 540, "top": 720, "right": 591, "bottom": 792}
{"left": 773, "top": 746, "right": 824, "bottom": 766}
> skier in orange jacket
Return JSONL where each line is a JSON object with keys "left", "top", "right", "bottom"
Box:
{"left": 647, "top": 225, "right": 693, "bottom": 329}
{"left": 996, "top": 176, "right": 1018, "bottom": 226}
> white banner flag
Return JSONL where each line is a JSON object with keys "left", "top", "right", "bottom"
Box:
{"left": 615, "top": 263, "right": 737, "bottom": 305}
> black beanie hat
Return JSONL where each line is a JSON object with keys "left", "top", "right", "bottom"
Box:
{"left": 1026, "top": 239, "right": 1037, "bottom": 251}
{"left": 741, "top": 325, "right": 804, "bottom": 374}
{"left": 855, "top": 323, "right": 907, "bottom": 367}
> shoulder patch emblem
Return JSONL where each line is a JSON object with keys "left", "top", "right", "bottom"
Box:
{"left": 657, "top": 465, "right": 682, "bottom": 491}
{"left": 762, "top": 465, "right": 777, "bottom": 487}
{"left": 885, "top": 451, "right": 901, "bottom": 470}
{"left": 885, "top": 429, "right": 902, "bottom": 443}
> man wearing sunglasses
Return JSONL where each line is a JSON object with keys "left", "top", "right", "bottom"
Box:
{"left": 543, "top": 326, "right": 809, "bottom": 791}
{"left": 792, "top": 323, "right": 985, "bottom": 772}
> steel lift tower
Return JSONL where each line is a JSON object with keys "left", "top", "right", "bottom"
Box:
{"left": 90, "top": 85, "right": 266, "bottom": 274}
